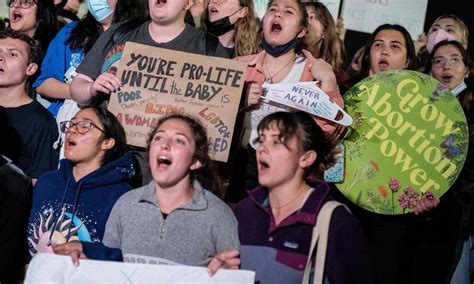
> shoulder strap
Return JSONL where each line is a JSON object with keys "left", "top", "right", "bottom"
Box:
{"left": 302, "top": 200, "right": 349, "bottom": 284}
{"left": 205, "top": 33, "right": 219, "bottom": 57}
{"left": 103, "top": 19, "right": 145, "bottom": 52}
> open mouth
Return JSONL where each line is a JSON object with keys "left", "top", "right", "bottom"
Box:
{"left": 378, "top": 59, "right": 389, "bottom": 70}
{"left": 0, "top": 67, "right": 4, "bottom": 74}
{"left": 209, "top": 7, "right": 220, "bottom": 20}
{"left": 441, "top": 74, "right": 454, "bottom": 84}
{"left": 258, "top": 159, "right": 270, "bottom": 172}
{"left": 156, "top": 0, "right": 167, "bottom": 5}
{"left": 270, "top": 22, "right": 282, "bottom": 34}
{"left": 66, "top": 139, "right": 76, "bottom": 147}
{"left": 157, "top": 156, "right": 172, "bottom": 168}
{"left": 11, "top": 11, "right": 23, "bottom": 23}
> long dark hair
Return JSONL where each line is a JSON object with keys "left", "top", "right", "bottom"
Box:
{"left": 425, "top": 40, "right": 473, "bottom": 113}
{"left": 112, "top": 0, "right": 148, "bottom": 23}
{"left": 67, "top": 12, "right": 101, "bottom": 53}
{"left": 34, "top": 0, "right": 58, "bottom": 53}
{"left": 67, "top": 0, "right": 148, "bottom": 54}
{"left": 147, "top": 114, "right": 221, "bottom": 195}
{"left": 257, "top": 111, "right": 337, "bottom": 179}
{"left": 83, "top": 106, "right": 127, "bottom": 165}
{"left": 359, "top": 24, "right": 417, "bottom": 78}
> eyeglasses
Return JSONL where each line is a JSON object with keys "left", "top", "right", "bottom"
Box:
{"left": 60, "top": 121, "right": 105, "bottom": 134}
{"left": 6, "top": 0, "right": 36, "bottom": 9}
{"left": 432, "top": 55, "right": 464, "bottom": 68}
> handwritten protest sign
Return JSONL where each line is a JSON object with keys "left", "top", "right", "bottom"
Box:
{"left": 25, "top": 254, "right": 256, "bottom": 283}
{"left": 341, "top": 0, "right": 428, "bottom": 39}
{"left": 263, "top": 81, "right": 352, "bottom": 126}
{"left": 108, "top": 42, "right": 247, "bottom": 162}
{"left": 337, "top": 70, "right": 468, "bottom": 215}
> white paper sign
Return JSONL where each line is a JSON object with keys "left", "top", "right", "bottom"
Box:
{"left": 262, "top": 81, "right": 353, "bottom": 126}
{"left": 254, "top": 0, "right": 269, "bottom": 20}
{"left": 25, "top": 254, "right": 255, "bottom": 284}
{"left": 341, "top": 0, "right": 428, "bottom": 39}
{"left": 255, "top": 0, "right": 341, "bottom": 23}
{"left": 317, "top": 0, "right": 342, "bottom": 24}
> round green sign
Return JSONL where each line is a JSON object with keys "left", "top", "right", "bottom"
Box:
{"left": 337, "top": 70, "right": 468, "bottom": 215}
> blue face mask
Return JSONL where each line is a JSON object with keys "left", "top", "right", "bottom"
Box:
{"left": 451, "top": 81, "right": 467, "bottom": 97}
{"left": 261, "top": 36, "right": 302, "bottom": 57}
{"left": 88, "top": 0, "right": 113, "bottom": 22}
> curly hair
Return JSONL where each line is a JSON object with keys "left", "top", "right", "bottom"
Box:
{"left": 256, "top": 111, "right": 337, "bottom": 180}
{"left": 0, "top": 28, "right": 41, "bottom": 64}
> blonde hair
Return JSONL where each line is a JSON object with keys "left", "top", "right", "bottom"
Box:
{"left": 430, "top": 14, "right": 469, "bottom": 48}
{"left": 234, "top": 0, "right": 261, "bottom": 56}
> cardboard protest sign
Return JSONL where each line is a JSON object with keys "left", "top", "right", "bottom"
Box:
{"left": 25, "top": 254, "right": 256, "bottom": 283}
{"left": 108, "top": 42, "right": 247, "bottom": 162}
{"left": 337, "top": 70, "right": 468, "bottom": 215}
{"left": 341, "top": 0, "right": 428, "bottom": 39}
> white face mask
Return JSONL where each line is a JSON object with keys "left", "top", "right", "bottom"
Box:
{"left": 426, "top": 29, "right": 456, "bottom": 53}
{"left": 451, "top": 81, "right": 467, "bottom": 97}
{"left": 87, "top": 0, "right": 113, "bottom": 22}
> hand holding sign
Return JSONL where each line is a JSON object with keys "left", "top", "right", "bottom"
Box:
{"left": 108, "top": 42, "right": 247, "bottom": 162}
{"left": 91, "top": 72, "right": 122, "bottom": 96}
{"left": 337, "top": 70, "right": 468, "bottom": 215}
{"left": 262, "top": 81, "right": 353, "bottom": 126}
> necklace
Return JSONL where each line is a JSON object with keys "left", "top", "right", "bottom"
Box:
{"left": 269, "top": 186, "right": 307, "bottom": 210}
{"left": 264, "top": 55, "right": 296, "bottom": 84}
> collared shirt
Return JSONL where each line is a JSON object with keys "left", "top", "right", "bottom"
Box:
{"left": 234, "top": 180, "right": 372, "bottom": 284}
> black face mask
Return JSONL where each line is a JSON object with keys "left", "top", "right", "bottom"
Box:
{"left": 206, "top": 8, "right": 243, "bottom": 36}
{"left": 261, "top": 36, "right": 302, "bottom": 57}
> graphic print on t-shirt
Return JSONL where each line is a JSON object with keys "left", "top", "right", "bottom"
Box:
{"left": 27, "top": 203, "right": 97, "bottom": 256}
{"left": 101, "top": 44, "right": 126, "bottom": 75}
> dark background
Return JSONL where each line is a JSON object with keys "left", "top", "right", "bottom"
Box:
{"left": 343, "top": 0, "right": 473, "bottom": 65}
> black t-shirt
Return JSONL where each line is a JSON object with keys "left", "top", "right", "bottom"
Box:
{"left": 77, "top": 21, "right": 230, "bottom": 80}
{"left": 0, "top": 155, "right": 32, "bottom": 283}
{"left": 4, "top": 101, "right": 59, "bottom": 178}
